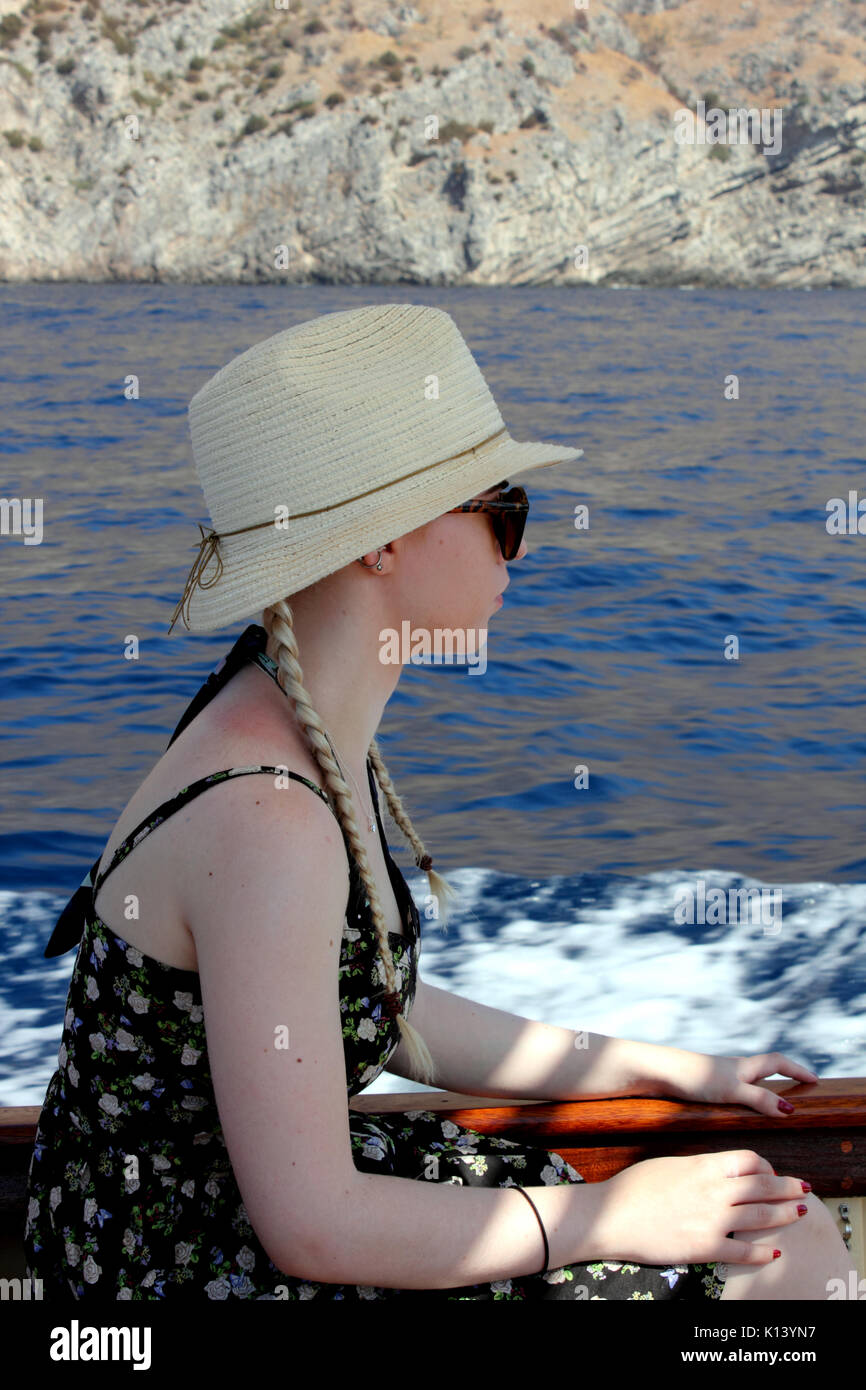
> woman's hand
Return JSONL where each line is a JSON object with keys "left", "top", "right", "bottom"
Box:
{"left": 650, "top": 1050, "right": 820, "bottom": 1117}
{"left": 591, "top": 1150, "right": 811, "bottom": 1267}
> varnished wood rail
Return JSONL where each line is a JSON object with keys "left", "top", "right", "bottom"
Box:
{"left": 2, "top": 1078, "right": 864, "bottom": 1250}
{"left": 350, "top": 1077, "right": 866, "bottom": 1193}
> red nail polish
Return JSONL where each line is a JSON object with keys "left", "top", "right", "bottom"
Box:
{"left": 773, "top": 1249, "right": 781, "bottom": 1259}
{"left": 778, "top": 1098, "right": 795, "bottom": 1114}
{"left": 797, "top": 1204, "right": 808, "bottom": 1216}
{"left": 801, "top": 1181, "right": 811, "bottom": 1192}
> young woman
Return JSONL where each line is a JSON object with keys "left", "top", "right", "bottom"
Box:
{"left": 24, "top": 304, "right": 853, "bottom": 1300}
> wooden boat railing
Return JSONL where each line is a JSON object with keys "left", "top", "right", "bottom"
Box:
{"left": 2, "top": 1076, "right": 865, "bottom": 1283}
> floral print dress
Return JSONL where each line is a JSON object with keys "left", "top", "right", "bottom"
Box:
{"left": 24, "top": 625, "right": 726, "bottom": 1300}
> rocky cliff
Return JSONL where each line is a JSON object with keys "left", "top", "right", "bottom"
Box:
{"left": 1, "top": 0, "right": 865, "bottom": 285}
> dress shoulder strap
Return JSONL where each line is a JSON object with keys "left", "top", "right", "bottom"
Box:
{"left": 43, "top": 626, "right": 345, "bottom": 958}
{"left": 92, "top": 766, "right": 339, "bottom": 898}
{"left": 42, "top": 766, "right": 339, "bottom": 958}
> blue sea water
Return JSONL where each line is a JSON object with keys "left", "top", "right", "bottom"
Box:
{"left": 1, "top": 283, "right": 865, "bottom": 1106}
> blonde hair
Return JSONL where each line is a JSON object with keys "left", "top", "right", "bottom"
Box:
{"left": 261, "top": 597, "right": 459, "bottom": 1087}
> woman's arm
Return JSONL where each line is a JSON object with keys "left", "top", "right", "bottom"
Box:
{"left": 385, "top": 978, "right": 675, "bottom": 1100}
{"left": 189, "top": 779, "right": 616, "bottom": 1289}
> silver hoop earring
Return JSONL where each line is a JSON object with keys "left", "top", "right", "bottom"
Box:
{"left": 357, "top": 549, "right": 383, "bottom": 571}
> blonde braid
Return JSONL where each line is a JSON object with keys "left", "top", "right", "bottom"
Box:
{"left": 367, "top": 742, "right": 459, "bottom": 934}
{"left": 261, "top": 598, "right": 437, "bottom": 1087}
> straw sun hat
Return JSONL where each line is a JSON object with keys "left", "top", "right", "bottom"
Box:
{"left": 168, "top": 302, "right": 584, "bottom": 634}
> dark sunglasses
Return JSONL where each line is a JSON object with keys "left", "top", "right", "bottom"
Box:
{"left": 447, "top": 481, "right": 529, "bottom": 560}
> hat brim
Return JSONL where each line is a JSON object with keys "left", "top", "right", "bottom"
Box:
{"left": 501, "top": 442, "right": 584, "bottom": 482}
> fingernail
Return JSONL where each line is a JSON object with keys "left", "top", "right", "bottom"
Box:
{"left": 778, "top": 1098, "right": 795, "bottom": 1114}
{"left": 801, "top": 1181, "right": 812, "bottom": 1192}
{"left": 773, "top": 1249, "right": 781, "bottom": 1259}
{"left": 797, "top": 1204, "right": 808, "bottom": 1216}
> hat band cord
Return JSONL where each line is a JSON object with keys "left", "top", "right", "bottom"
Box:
{"left": 169, "top": 425, "right": 509, "bottom": 631}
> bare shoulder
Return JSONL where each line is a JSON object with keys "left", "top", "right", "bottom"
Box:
{"left": 92, "top": 662, "right": 347, "bottom": 972}
{"left": 180, "top": 751, "right": 352, "bottom": 926}
{"left": 168, "top": 680, "right": 352, "bottom": 946}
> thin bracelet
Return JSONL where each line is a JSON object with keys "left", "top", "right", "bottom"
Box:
{"left": 512, "top": 1185, "right": 549, "bottom": 1275}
